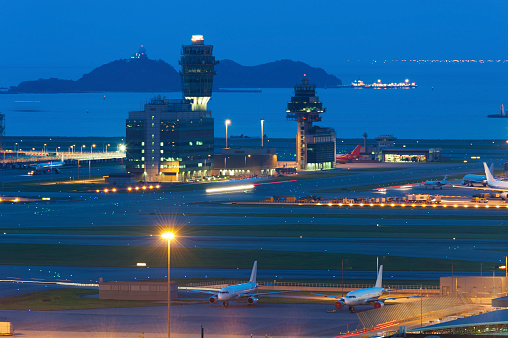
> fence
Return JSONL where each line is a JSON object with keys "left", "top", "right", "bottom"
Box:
{"left": 184, "top": 280, "right": 440, "bottom": 294}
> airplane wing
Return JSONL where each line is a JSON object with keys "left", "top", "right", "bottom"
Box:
{"left": 452, "top": 185, "right": 508, "bottom": 192}
{"left": 310, "top": 292, "right": 345, "bottom": 301}
{"left": 238, "top": 290, "right": 299, "bottom": 298}
{"left": 365, "top": 295, "right": 426, "bottom": 303}
{"left": 178, "top": 287, "right": 221, "bottom": 294}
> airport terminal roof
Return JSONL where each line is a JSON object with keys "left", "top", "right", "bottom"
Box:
{"left": 410, "top": 309, "right": 508, "bottom": 332}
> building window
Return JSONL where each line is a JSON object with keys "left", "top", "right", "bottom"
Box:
{"left": 152, "top": 134, "right": 154, "bottom": 139}
{"left": 160, "top": 150, "right": 164, "bottom": 153}
{"left": 152, "top": 123, "right": 155, "bottom": 128}
{"left": 189, "top": 142, "right": 193, "bottom": 146}
{"left": 141, "top": 142, "right": 145, "bottom": 146}
{"left": 160, "top": 142, "right": 164, "bottom": 146}
{"left": 196, "top": 141, "right": 203, "bottom": 145}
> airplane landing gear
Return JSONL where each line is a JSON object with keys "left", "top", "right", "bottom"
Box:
{"left": 223, "top": 301, "right": 229, "bottom": 308}
{"left": 349, "top": 306, "right": 355, "bottom": 313}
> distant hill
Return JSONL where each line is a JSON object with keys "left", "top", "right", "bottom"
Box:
{"left": 7, "top": 57, "right": 341, "bottom": 93}
{"left": 9, "top": 58, "right": 180, "bottom": 93}
{"left": 215, "top": 59, "right": 341, "bottom": 88}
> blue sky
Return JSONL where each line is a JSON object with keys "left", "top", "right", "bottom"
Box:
{"left": 1, "top": 0, "right": 507, "bottom": 81}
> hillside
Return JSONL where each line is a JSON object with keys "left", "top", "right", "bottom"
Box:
{"left": 7, "top": 58, "right": 341, "bottom": 93}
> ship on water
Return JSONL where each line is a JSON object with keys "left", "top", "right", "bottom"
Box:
{"left": 487, "top": 104, "right": 508, "bottom": 118}
{"left": 351, "top": 79, "right": 417, "bottom": 88}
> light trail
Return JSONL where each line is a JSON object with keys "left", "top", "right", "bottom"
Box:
{"left": 206, "top": 184, "right": 255, "bottom": 193}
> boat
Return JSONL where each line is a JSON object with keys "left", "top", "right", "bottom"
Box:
{"left": 488, "top": 104, "right": 508, "bottom": 118}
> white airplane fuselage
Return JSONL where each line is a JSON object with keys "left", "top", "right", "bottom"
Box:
{"left": 344, "top": 286, "right": 383, "bottom": 306}
{"left": 36, "top": 161, "right": 64, "bottom": 170}
{"left": 217, "top": 281, "right": 257, "bottom": 302}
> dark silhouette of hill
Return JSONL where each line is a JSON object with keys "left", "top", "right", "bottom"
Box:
{"left": 214, "top": 59, "right": 341, "bottom": 88}
{"left": 7, "top": 58, "right": 341, "bottom": 93}
{"left": 9, "top": 58, "right": 180, "bottom": 93}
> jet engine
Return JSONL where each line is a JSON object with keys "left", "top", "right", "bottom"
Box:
{"left": 209, "top": 296, "right": 219, "bottom": 304}
{"left": 373, "top": 301, "right": 385, "bottom": 309}
{"left": 247, "top": 297, "right": 258, "bottom": 305}
{"left": 501, "top": 192, "right": 508, "bottom": 200}
{"left": 334, "top": 300, "right": 345, "bottom": 309}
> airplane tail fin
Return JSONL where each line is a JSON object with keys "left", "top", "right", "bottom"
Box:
{"left": 249, "top": 261, "right": 257, "bottom": 283}
{"left": 352, "top": 145, "right": 361, "bottom": 156}
{"left": 484, "top": 162, "right": 495, "bottom": 184}
{"left": 490, "top": 163, "right": 494, "bottom": 175}
{"left": 443, "top": 175, "right": 449, "bottom": 181}
{"left": 375, "top": 265, "right": 383, "bottom": 288}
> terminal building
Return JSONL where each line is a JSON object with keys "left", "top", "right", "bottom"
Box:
{"left": 213, "top": 147, "right": 277, "bottom": 177}
{"left": 126, "top": 36, "right": 216, "bottom": 182}
{"left": 286, "top": 76, "right": 336, "bottom": 170}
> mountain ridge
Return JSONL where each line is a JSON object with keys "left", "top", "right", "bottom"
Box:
{"left": 6, "top": 57, "right": 342, "bottom": 93}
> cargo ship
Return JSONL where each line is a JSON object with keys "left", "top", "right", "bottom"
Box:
{"left": 488, "top": 104, "right": 508, "bottom": 118}
{"left": 351, "top": 79, "right": 417, "bottom": 88}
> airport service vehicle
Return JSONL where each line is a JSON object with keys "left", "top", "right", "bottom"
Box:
{"left": 0, "top": 322, "right": 13, "bottom": 335}
{"left": 28, "top": 154, "right": 65, "bottom": 175}
{"left": 336, "top": 145, "right": 361, "bottom": 163}
{"left": 311, "top": 266, "right": 424, "bottom": 312}
{"left": 461, "top": 163, "right": 493, "bottom": 186}
{"left": 423, "top": 176, "right": 448, "bottom": 189}
{"left": 180, "top": 261, "right": 295, "bottom": 308}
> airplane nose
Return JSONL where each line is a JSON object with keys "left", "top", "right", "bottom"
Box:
{"left": 217, "top": 294, "right": 224, "bottom": 301}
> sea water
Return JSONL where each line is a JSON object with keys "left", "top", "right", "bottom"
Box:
{"left": 1, "top": 62, "right": 508, "bottom": 139}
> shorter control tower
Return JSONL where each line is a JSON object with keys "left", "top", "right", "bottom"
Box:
{"left": 286, "top": 76, "right": 336, "bottom": 170}
{"left": 179, "top": 35, "right": 218, "bottom": 111}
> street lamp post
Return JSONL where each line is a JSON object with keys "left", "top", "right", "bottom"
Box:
{"left": 225, "top": 119, "right": 231, "bottom": 149}
{"left": 91, "top": 144, "right": 96, "bottom": 154}
{"left": 260, "top": 119, "right": 264, "bottom": 147}
{"left": 161, "top": 232, "right": 175, "bottom": 338}
{"left": 81, "top": 145, "right": 85, "bottom": 154}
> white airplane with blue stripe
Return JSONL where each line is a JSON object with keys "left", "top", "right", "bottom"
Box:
{"left": 312, "top": 266, "right": 425, "bottom": 312}
{"left": 180, "top": 261, "right": 296, "bottom": 308}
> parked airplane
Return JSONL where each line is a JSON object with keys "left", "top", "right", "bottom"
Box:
{"left": 311, "top": 266, "right": 424, "bottom": 312}
{"left": 28, "top": 154, "right": 66, "bottom": 175}
{"left": 180, "top": 261, "right": 296, "bottom": 308}
{"left": 423, "top": 176, "right": 448, "bottom": 189}
{"left": 482, "top": 162, "right": 508, "bottom": 199}
{"left": 461, "top": 163, "right": 494, "bottom": 187}
{"left": 336, "top": 145, "right": 362, "bottom": 163}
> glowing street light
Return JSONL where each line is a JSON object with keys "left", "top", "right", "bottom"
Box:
{"left": 260, "top": 119, "right": 265, "bottom": 147}
{"left": 225, "top": 119, "right": 231, "bottom": 148}
{"left": 161, "top": 232, "right": 175, "bottom": 338}
{"left": 91, "top": 144, "right": 96, "bottom": 154}
{"left": 81, "top": 145, "right": 85, "bottom": 154}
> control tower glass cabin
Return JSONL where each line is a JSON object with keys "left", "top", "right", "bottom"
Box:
{"left": 179, "top": 35, "right": 218, "bottom": 111}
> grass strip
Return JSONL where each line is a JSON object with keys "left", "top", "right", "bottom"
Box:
{"left": 0, "top": 288, "right": 164, "bottom": 311}
{"left": 0, "top": 243, "right": 494, "bottom": 271}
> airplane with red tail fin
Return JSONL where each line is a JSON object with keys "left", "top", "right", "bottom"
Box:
{"left": 336, "top": 145, "right": 361, "bottom": 163}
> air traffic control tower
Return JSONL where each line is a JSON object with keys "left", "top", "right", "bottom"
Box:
{"left": 179, "top": 35, "right": 218, "bottom": 111}
{"left": 286, "top": 76, "right": 336, "bottom": 170}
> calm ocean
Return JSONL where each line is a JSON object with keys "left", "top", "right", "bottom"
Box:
{"left": 1, "top": 62, "right": 508, "bottom": 139}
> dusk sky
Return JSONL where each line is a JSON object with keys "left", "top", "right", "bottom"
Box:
{"left": 1, "top": 0, "right": 507, "bottom": 82}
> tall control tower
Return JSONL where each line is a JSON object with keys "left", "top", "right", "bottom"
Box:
{"left": 286, "top": 76, "right": 336, "bottom": 170}
{"left": 179, "top": 35, "right": 218, "bottom": 111}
